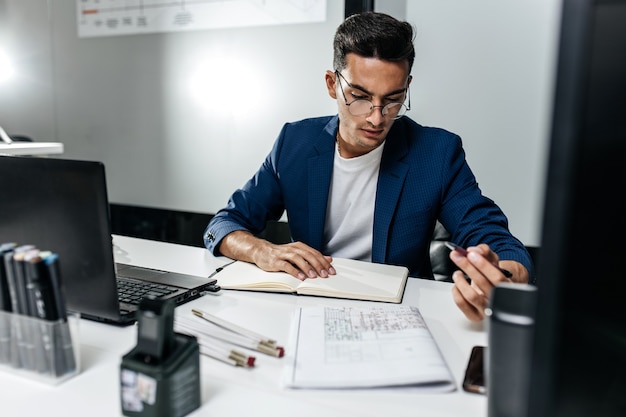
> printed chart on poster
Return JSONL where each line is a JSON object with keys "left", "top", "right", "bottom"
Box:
{"left": 77, "top": 0, "right": 327, "bottom": 38}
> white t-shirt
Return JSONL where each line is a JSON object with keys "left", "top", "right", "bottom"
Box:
{"left": 322, "top": 142, "right": 385, "bottom": 261}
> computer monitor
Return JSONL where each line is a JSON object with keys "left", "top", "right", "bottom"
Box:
{"left": 527, "top": 0, "right": 626, "bottom": 416}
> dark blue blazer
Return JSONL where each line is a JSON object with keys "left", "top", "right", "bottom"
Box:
{"left": 204, "top": 115, "right": 532, "bottom": 278}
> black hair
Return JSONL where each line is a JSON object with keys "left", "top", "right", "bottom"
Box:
{"left": 333, "top": 12, "right": 415, "bottom": 72}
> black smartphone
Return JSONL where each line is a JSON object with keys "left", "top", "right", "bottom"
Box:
{"left": 463, "top": 345, "right": 486, "bottom": 394}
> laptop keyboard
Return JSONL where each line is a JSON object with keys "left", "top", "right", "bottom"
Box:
{"left": 117, "top": 277, "right": 179, "bottom": 305}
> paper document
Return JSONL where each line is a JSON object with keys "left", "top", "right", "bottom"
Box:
{"left": 283, "top": 305, "right": 455, "bottom": 391}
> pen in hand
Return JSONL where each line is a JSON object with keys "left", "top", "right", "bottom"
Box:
{"left": 444, "top": 241, "right": 513, "bottom": 278}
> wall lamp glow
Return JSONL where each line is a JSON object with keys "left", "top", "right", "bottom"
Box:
{"left": 188, "top": 54, "right": 268, "bottom": 114}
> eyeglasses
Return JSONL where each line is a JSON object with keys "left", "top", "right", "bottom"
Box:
{"left": 335, "top": 71, "right": 410, "bottom": 120}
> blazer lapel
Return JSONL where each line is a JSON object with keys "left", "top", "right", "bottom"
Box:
{"left": 306, "top": 119, "right": 337, "bottom": 250}
{"left": 372, "top": 126, "right": 410, "bottom": 263}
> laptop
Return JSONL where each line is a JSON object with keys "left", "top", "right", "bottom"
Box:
{"left": 0, "top": 155, "right": 217, "bottom": 325}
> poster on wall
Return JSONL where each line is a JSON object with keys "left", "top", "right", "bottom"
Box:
{"left": 77, "top": 0, "right": 327, "bottom": 38}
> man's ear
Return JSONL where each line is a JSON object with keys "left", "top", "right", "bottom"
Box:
{"left": 325, "top": 70, "right": 338, "bottom": 99}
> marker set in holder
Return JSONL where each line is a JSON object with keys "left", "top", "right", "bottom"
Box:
{"left": 0, "top": 242, "right": 79, "bottom": 384}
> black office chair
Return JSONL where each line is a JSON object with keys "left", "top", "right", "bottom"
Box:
{"left": 429, "top": 221, "right": 456, "bottom": 282}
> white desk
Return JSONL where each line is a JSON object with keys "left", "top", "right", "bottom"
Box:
{"left": 0, "top": 141, "right": 64, "bottom": 155}
{"left": 0, "top": 236, "right": 487, "bottom": 417}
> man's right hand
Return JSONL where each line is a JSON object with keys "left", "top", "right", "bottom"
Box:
{"left": 218, "top": 230, "right": 336, "bottom": 280}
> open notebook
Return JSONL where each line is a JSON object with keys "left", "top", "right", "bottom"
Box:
{"left": 214, "top": 258, "right": 409, "bottom": 303}
{"left": 0, "top": 155, "right": 217, "bottom": 325}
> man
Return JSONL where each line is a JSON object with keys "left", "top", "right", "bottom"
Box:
{"left": 204, "top": 12, "right": 533, "bottom": 322}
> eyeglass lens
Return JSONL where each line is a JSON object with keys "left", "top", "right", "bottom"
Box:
{"left": 348, "top": 100, "right": 407, "bottom": 118}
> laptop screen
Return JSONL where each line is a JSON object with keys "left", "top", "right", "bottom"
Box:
{"left": 0, "top": 155, "right": 121, "bottom": 321}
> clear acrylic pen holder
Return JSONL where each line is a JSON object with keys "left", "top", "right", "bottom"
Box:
{"left": 0, "top": 310, "right": 80, "bottom": 385}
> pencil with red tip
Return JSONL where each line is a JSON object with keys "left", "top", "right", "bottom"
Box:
{"left": 190, "top": 309, "right": 285, "bottom": 357}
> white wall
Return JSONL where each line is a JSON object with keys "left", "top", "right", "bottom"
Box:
{"left": 400, "top": 0, "right": 562, "bottom": 247}
{"left": 0, "top": 0, "right": 562, "bottom": 246}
